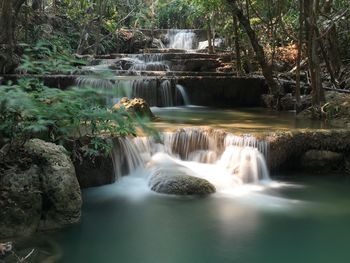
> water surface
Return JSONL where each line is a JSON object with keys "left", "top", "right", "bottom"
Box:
{"left": 52, "top": 173, "right": 350, "bottom": 263}
{"left": 151, "top": 106, "right": 328, "bottom": 133}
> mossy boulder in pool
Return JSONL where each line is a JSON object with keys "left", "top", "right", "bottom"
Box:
{"left": 149, "top": 170, "right": 216, "bottom": 195}
{"left": 148, "top": 154, "right": 216, "bottom": 195}
{"left": 25, "top": 139, "right": 82, "bottom": 230}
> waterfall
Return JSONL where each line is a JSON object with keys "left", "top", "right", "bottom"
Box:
{"left": 152, "top": 38, "right": 166, "bottom": 49}
{"left": 131, "top": 79, "right": 158, "bottom": 106}
{"left": 76, "top": 52, "right": 180, "bottom": 107}
{"left": 176, "top": 84, "right": 190, "bottom": 105}
{"left": 167, "top": 30, "right": 198, "bottom": 50}
{"left": 160, "top": 80, "right": 174, "bottom": 107}
{"left": 127, "top": 128, "right": 270, "bottom": 187}
{"left": 111, "top": 137, "right": 143, "bottom": 180}
{"left": 76, "top": 75, "right": 114, "bottom": 89}
{"left": 128, "top": 55, "right": 170, "bottom": 72}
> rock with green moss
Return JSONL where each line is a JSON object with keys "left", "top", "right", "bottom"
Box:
{"left": 263, "top": 130, "right": 350, "bottom": 173}
{"left": 0, "top": 166, "right": 42, "bottom": 238}
{"left": 0, "top": 139, "right": 82, "bottom": 239}
{"left": 148, "top": 162, "right": 216, "bottom": 195}
{"left": 25, "top": 139, "right": 82, "bottom": 230}
{"left": 113, "top": 97, "right": 156, "bottom": 119}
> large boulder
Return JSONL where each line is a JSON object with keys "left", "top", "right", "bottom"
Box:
{"left": 264, "top": 130, "right": 350, "bottom": 173}
{"left": 115, "top": 29, "right": 152, "bottom": 53}
{"left": 0, "top": 166, "right": 42, "bottom": 238}
{"left": 113, "top": 97, "right": 156, "bottom": 119}
{"left": 0, "top": 139, "right": 82, "bottom": 238}
{"left": 148, "top": 154, "right": 215, "bottom": 195}
{"left": 67, "top": 136, "right": 115, "bottom": 189}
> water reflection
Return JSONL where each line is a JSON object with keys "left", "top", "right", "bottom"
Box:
{"left": 151, "top": 106, "right": 330, "bottom": 133}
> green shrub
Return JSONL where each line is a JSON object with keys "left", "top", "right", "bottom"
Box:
{"left": 0, "top": 78, "right": 152, "bottom": 156}
{"left": 17, "top": 40, "right": 86, "bottom": 75}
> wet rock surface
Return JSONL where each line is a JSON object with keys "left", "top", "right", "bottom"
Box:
{"left": 264, "top": 130, "right": 350, "bottom": 173}
{"left": 148, "top": 156, "right": 216, "bottom": 195}
{"left": 0, "top": 139, "right": 82, "bottom": 239}
{"left": 113, "top": 97, "right": 156, "bottom": 119}
{"left": 115, "top": 29, "right": 152, "bottom": 53}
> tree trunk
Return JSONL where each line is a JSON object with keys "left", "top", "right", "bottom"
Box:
{"left": 0, "top": 1, "right": 14, "bottom": 47}
{"left": 0, "top": 0, "right": 25, "bottom": 72}
{"left": 233, "top": 13, "right": 242, "bottom": 76}
{"left": 94, "top": 0, "right": 103, "bottom": 55}
{"left": 295, "top": 0, "right": 304, "bottom": 105}
{"left": 322, "top": 0, "right": 341, "bottom": 77}
{"left": 304, "top": 0, "right": 324, "bottom": 107}
{"left": 243, "top": 0, "right": 254, "bottom": 73}
{"left": 32, "top": 0, "right": 42, "bottom": 10}
{"left": 227, "top": 0, "right": 280, "bottom": 97}
{"left": 207, "top": 19, "right": 214, "bottom": 54}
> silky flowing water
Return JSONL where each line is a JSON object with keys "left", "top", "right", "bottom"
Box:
{"left": 9, "top": 30, "right": 349, "bottom": 262}
{"left": 47, "top": 174, "right": 350, "bottom": 263}
{"left": 34, "top": 127, "right": 350, "bottom": 263}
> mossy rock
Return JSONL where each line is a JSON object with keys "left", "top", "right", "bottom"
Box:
{"left": 149, "top": 165, "right": 216, "bottom": 195}
{"left": 0, "top": 139, "right": 82, "bottom": 239}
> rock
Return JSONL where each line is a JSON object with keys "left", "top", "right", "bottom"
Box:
{"left": 0, "top": 139, "right": 82, "bottom": 238}
{"left": 149, "top": 169, "right": 216, "bottom": 195}
{"left": 296, "top": 95, "right": 312, "bottom": 113}
{"left": 0, "top": 166, "right": 42, "bottom": 238}
{"left": 25, "top": 139, "right": 82, "bottom": 230}
{"left": 74, "top": 154, "right": 115, "bottom": 188}
{"left": 70, "top": 136, "right": 115, "bottom": 189}
{"left": 115, "top": 29, "right": 152, "bottom": 53}
{"left": 148, "top": 154, "right": 216, "bottom": 195}
{"left": 261, "top": 94, "right": 275, "bottom": 108}
{"left": 170, "top": 58, "right": 221, "bottom": 72}
{"left": 113, "top": 97, "right": 156, "bottom": 119}
{"left": 301, "top": 150, "right": 343, "bottom": 171}
{"left": 280, "top": 93, "right": 296, "bottom": 111}
{"left": 264, "top": 130, "right": 350, "bottom": 172}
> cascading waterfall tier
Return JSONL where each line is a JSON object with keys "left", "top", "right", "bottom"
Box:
{"left": 76, "top": 53, "right": 190, "bottom": 107}
{"left": 167, "top": 29, "right": 198, "bottom": 50}
{"left": 111, "top": 128, "right": 270, "bottom": 192}
{"left": 111, "top": 137, "right": 144, "bottom": 180}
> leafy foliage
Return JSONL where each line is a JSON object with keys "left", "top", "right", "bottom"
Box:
{"left": 0, "top": 78, "right": 150, "bottom": 156}
{"left": 17, "top": 41, "right": 86, "bottom": 74}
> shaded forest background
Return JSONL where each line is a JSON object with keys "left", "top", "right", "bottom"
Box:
{"left": 0, "top": 0, "right": 350, "bottom": 107}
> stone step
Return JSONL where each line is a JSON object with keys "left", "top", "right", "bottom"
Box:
{"left": 0, "top": 74, "right": 266, "bottom": 108}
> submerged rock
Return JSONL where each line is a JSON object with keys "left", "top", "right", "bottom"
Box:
{"left": 0, "top": 139, "right": 82, "bottom": 238}
{"left": 148, "top": 154, "right": 216, "bottom": 195}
